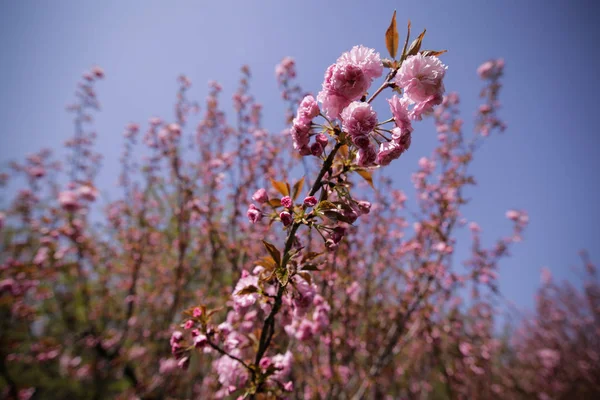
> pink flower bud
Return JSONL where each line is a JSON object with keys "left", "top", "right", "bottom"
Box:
{"left": 284, "top": 381, "right": 294, "bottom": 392}
{"left": 192, "top": 307, "right": 202, "bottom": 318}
{"left": 170, "top": 331, "right": 183, "bottom": 347}
{"left": 281, "top": 196, "right": 292, "bottom": 208}
{"left": 303, "top": 196, "right": 318, "bottom": 207}
{"left": 358, "top": 201, "right": 371, "bottom": 215}
{"left": 247, "top": 204, "right": 262, "bottom": 224}
{"left": 193, "top": 334, "right": 208, "bottom": 348}
{"left": 310, "top": 142, "right": 324, "bottom": 157}
{"left": 259, "top": 357, "right": 272, "bottom": 370}
{"left": 252, "top": 188, "right": 268, "bottom": 203}
{"left": 177, "top": 356, "right": 190, "bottom": 370}
{"left": 280, "top": 211, "right": 293, "bottom": 226}
{"left": 315, "top": 133, "right": 329, "bottom": 147}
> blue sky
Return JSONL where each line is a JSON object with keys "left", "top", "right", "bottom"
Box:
{"left": 1, "top": 0, "right": 599, "bottom": 311}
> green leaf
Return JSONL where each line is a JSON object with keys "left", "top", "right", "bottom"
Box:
{"left": 262, "top": 240, "right": 281, "bottom": 266}
{"left": 385, "top": 10, "right": 399, "bottom": 59}
{"left": 282, "top": 247, "right": 303, "bottom": 269}
{"left": 276, "top": 266, "right": 289, "bottom": 286}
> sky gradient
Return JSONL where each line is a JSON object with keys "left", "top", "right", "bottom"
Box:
{"left": 1, "top": 0, "right": 599, "bottom": 312}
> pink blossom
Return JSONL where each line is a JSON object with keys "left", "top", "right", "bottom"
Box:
{"left": 215, "top": 351, "right": 248, "bottom": 389}
{"left": 275, "top": 57, "right": 296, "bottom": 82}
{"left": 29, "top": 166, "right": 45, "bottom": 178}
{"left": 351, "top": 134, "right": 370, "bottom": 149}
{"left": 537, "top": 348, "right": 560, "bottom": 369}
{"left": 271, "top": 351, "right": 293, "bottom": 381}
{"left": 259, "top": 357, "right": 272, "bottom": 370}
{"left": 297, "top": 95, "right": 320, "bottom": 124}
{"left": 357, "top": 144, "right": 377, "bottom": 167}
{"left": 170, "top": 331, "right": 183, "bottom": 347}
{"left": 312, "top": 297, "right": 331, "bottom": 333}
{"left": 283, "top": 381, "right": 294, "bottom": 392}
{"left": 357, "top": 201, "right": 371, "bottom": 215}
{"left": 292, "top": 319, "right": 314, "bottom": 341}
{"left": 395, "top": 54, "right": 447, "bottom": 104}
{"left": 252, "top": 188, "right": 268, "bottom": 204}
{"left": 391, "top": 127, "right": 412, "bottom": 153}
{"left": 337, "top": 45, "right": 383, "bottom": 80}
{"left": 506, "top": 209, "right": 520, "bottom": 221}
{"left": 477, "top": 61, "right": 494, "bottom": 79}
{"left": 246, "top": 204, "right": 262, "bottom": 224}
{"left": 376, "top": 141, "right": 406, "bottom": 166}
{"left": 159, "top": 358, "right": 178, "bottom": 374}
{"left": 193, "top": 334, "right": 208, "bottom": 348}
{"left": 459, "top": 342, "right": 472, "bottom": 356}
{"left": 541, "top": 267, "right": 552, "bottom": 285}
{"left": 410, "top": 94, "right": 444, "bottom": 120}
{"left": 91, "top": 66, "right": 104, "bottom": 79}
{"left": 33, "top": 247, "right": 48, "bottom": 265}
{"left": 58, "top": 190, "right": 80, "bottom": 211}
{"left": 388, "top": 95, "right": 413, "bottom": 134}
{"left": 291, "top": 274, "right": 316, "bottom": 316}
{"left": 192, "top": 307, "right": 202, "bottom": 318}
{"left": 317, "top": 63, "right": 369, "bottom": 119}
{"left": 77, "top": 185, "right": 98, "bottom": 202}
{"left": 290, "top": 124, "right": 310, "bottom": 153}
{"left": 232, "top": 274, "right": 259, "bottom": 310}
{"left": 340, "top": 101, "right": 378, "bottom": 139}
{"left": 346, "top": 281, "right": 361, "bottom": 302}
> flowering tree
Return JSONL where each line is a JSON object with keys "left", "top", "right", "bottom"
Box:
{"left": 1, "top": 11, "right": 598, "bottom": 400}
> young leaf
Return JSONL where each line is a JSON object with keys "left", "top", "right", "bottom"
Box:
{"left": 421, "top": 49, "right": 447, "bottom": 57}
{"left": 339, "top": 144, "right": 349, "bottom": 159}
{"left": 267, "top": 198, "right": 282, "bottom": 208}
{"left": 235, "top": 285, "right": 260, "bottom": 296}
{"left": 385, "top": 10, "right": 399, "bottom": 59}
{"left": 262, "top": 240, "right": 281, "bottom": 266}
{"left": 292, "top": 177, "right": 305, "bottom": 202}
{"left": 407, "top": 29, "right": 426, "bottom": 57}
{"left": 302, "top": 251, "right": 323, "bottom": 262}
{"left": 276, "top": 266, "right": 289, "bottom": 286}
{"left": 255, "top": 255, "right": 278, "bottom": 271}
{"left": 318, "top": 200, "right": 338, "bottom": 211}
{"left": 297, "top": 271, "right": 312, "bottom": 285}
{"left": 400, "top": 20, "right": 412, "bottom": 61}
{"left": 270, "top": 178, "right": 289, "bottom": 196}
{"left": 301, "top": 263, "right": 321, "bottom": 271}
{"left": 356, "top": 169, "right": 375, "bottom": 189}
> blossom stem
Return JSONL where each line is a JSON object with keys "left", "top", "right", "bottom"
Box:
{"left": 251, "top": 141, "right": 343, "bottom": 390}
{"left": 367, "top": 78, "right": 390, "bottom": 104}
